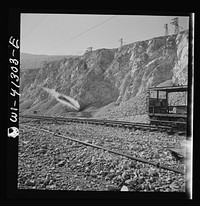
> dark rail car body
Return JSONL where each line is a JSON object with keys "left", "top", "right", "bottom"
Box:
{"left": 147, "top": 85, "right": 187, "bottom": 129}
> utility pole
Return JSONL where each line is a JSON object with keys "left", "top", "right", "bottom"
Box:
{"left": 85, "top": 46, "right": 92, "bottom": 54}
{"left": 87, "top": 47, "right": 92, "bottom": 52}
{"left": 170, "top": 17, "right": 183, "bottom": 35}
{"left": 164, "top": 24, "right": 169, "bottom": 36}
{"left": 119, "top": 38, "right": 123, "bottom": 48}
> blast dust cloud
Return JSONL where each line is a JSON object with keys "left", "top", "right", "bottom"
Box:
{"left": 42, "top": 87, "right": 80, "bottom": 111}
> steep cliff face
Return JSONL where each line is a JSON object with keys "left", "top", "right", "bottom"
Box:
{"left": 20, "top": 49, "right": 119, "bottom": 112}
{"left": 105, "top": 34, "right": 177, "bottom": 104}
{"left": 172, "top": 32, "right": 189, "bottom": 85}
{"left": 20, "top": 30, "right": 188, "bottom": 117}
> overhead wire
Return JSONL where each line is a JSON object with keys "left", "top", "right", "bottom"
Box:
{"left": 44, "top": 15, "right": 117, "bottom": 54}
{"left": 22, "top": 15, "right": 47, "bottom": 39}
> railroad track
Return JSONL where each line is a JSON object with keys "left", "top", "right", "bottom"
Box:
{"left": 20, "top": 114, "right": 180, "bottom": 133}
{"left": 20, "top": 123, "right": 185, "bottom": 175}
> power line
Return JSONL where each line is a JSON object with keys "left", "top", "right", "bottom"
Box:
{"left": 44, "top": 15, "right": 117, "bottom": 54}
{"left": 22, "top": 15, "right": 47, "bottom": 39}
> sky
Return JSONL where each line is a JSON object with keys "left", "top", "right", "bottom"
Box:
{"left": 20, "top": 13, "right": 189, "bottom": 56}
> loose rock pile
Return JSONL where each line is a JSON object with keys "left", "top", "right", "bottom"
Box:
{"left": 94, "top": 93, "right": 149, "bottom": 122}
{"left": 18, "top": 121, "right": 186, "bottom": 192}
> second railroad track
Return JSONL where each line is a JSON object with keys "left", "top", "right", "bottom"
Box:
{"left": 20, "top": 114, "right": 182, "bottom": 133}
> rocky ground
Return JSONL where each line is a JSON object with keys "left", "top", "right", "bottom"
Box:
{"left": 93, "top": 93, "right": 148, "bottom": 121}
{"left": 18, "top": 120, "right": 186, "bottom": 192}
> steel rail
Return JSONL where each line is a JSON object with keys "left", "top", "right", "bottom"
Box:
{"left": 20, "top": 114, "right": 172, "bottom": 131}
{"left": 20, "top": 123, "right": 185, "bottom": 175}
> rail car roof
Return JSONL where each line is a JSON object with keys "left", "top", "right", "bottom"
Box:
{"left": 148, "top": 85, "right": 187, "bottom": 92}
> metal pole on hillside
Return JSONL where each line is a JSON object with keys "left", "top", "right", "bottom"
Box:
{"left": 164, "top": 24, "right": 169, "bottom": 36}
{"left": 119, "top": 38, "right": 123, "bottom": 48}
{"left": 170, "top": 17, "right": 183, "bottom": 35}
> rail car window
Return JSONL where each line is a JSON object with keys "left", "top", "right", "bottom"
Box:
{"left": 150, "top": 90, "right": 157, "bottom": 98}
{"left": 158, "top": 91, "right": 166, "bottom": 99}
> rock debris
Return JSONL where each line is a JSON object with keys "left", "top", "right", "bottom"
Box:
{"left": 18, "top": 121, "right": 186, "bottom": 192}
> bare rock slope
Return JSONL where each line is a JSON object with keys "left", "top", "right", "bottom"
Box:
{"left": 20, "top": 30, "right": 188, "bottom": 119}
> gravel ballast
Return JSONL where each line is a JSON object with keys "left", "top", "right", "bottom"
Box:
{"left": 18, "top": 121, "right": 186, "bottom": 192}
